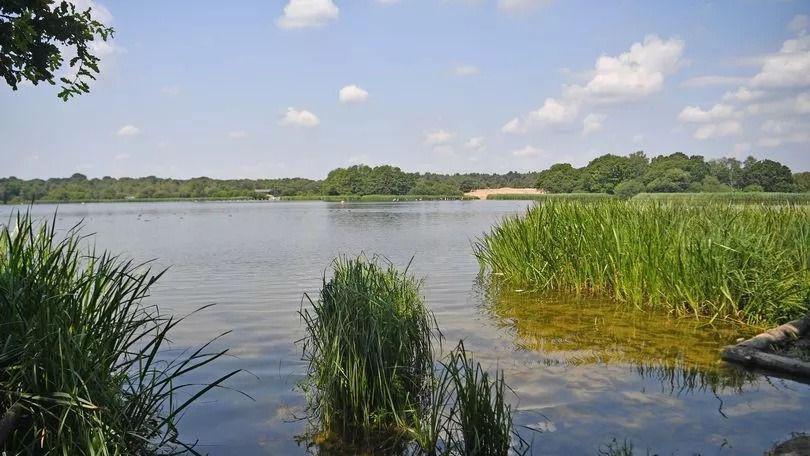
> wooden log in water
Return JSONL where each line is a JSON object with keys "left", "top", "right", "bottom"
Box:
{"left": 721, "top": 314, "right": 810, "bottom": 378}
{"left": 735, "top": 315, "right": 810, "bottom": 351}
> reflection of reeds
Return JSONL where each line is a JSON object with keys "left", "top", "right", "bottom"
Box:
{"left": 299, "top": 256, "right": 529, "bottom": 455}
{"left": 478, "top": 281, "right": 758, "bottom": 395}
{"left": 0, "top": 213, "right": 238, "bottom": 454}
{"left": 473, "top": 201, "right": 809, "bottom": 325}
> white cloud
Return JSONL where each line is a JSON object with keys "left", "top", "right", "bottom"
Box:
{"left": 757, "top": 120, "right": 810, "bottom": 147}
{"left": 502, "top": 35, "right": 683, "bottom": 135}
{"left": 751, "top": 35, "right": 810, "bottom": 88}
{"left": 503, "top": 97, "right": 579, "bottom": 134}
{"left": 464, "top": 136, "right": 486, "bottom": 151}
{"left": 339, "top": 84, "right": 369, "bottom": 103}
{"left": 570, "top": 35, "right": 685, "bottom": 103}
{"left": 454, "top": 65, "right": 480, "bottom": 76}
{"left": 228, "top": 130, "right": 247, "bottom": 139}
{"left": 424, "top": 129, "right": 455, "bottom": 145}
{"left": 582, "top": 113, "right": 605, "bottom": 135}
{"left": 114, "top": 153, "right": 130, "bottom": 161}
{"left": 681, "top": 75, "right": 749, "bottom": 88}
{"left": 722, "top": 86, "right": 764, "bottom": 103}
{"left": 788, "top": 14, "right": 808, "bottom": 34}
{"left": 632, "top": 133, "right": 644, "bottom": 143}
{"left": 116, "top": 125, "right": 140, "bottom": 136}
{"left": 511, "top": 145, "right": 543, "bottom": 157}
{"left": 68, "top": 0, "right": 113, "bottom": 23}
{"left": 501, "top": 117, "right": 525, "bottom": 134}
{"left": 276, "top": 0, "right": 339, "bottom": 29}
{"left": 693, "top": 121, "right": 742, "bottom": 140}
{"left": 677, "top": 104, "right": 739, "bottom": 123}
{"left": 376, "top": 0, "right": 400, "bottom": 3}
{"left": 279, "top": 107, "right": 320, "bottom": 127}
{"left": 746, "top": 91, "right": 810, "bottom": 116}
{"left": 498, "top": 0, "right": 552, "bottom": 13}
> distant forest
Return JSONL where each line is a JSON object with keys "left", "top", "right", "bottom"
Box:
{"left": 1, "top": 153, "right": 808, "bottom": 203}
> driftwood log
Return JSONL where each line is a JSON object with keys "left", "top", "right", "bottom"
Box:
{"left": 721, "top": 314, "right": 810, "bottom": 378}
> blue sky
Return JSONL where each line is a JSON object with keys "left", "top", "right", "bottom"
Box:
{"left": 2, "top": 0, "right": 809, "bottom": 179}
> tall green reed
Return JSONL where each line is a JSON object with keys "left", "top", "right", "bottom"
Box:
{"left": 299, "top": 256, "right": 436, "bottom": 449}
{"left": 0, "top": 212, "right": 239, "bottom": 455}
{"left": 473, "top": 201, "right": 809, "bottom": 325}
{"left": 300, "top": 256, "right": 529, "bottom": 455}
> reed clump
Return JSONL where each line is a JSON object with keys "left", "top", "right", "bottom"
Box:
{"left": 473, "top": 201, "right": 809, "bottom": 326}
{"left": 0, "top": 213, "right": 237, "bottom": 455}
{"left": 300, "top": 256, "right": 528, "bottom": 455}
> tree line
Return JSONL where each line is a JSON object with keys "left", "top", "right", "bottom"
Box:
{"left": 0, "top": 167, "right": 538, "bottom": 203}
{"left": 536, "top": 153, "right": 809, "bottom": 198}
{"left": 1, "top": 154, "right": 807, "bottom": 203}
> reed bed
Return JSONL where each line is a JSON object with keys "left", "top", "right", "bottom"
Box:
{"left": 485, "top": 193, "right": 614, "bottom": 202}
{"left": 300, "top": 256, "right": 528, "bottom": 455}
{"left": 631, "top": 192, "right": 810, "bottom": 205}
{"left": 473, "top": 201, "right": 809, "bottom": 326}
{"left": 0, "top": 213, "right": 237, "bottom": 455}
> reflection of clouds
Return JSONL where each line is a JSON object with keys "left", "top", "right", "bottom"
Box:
{"left": 724, "top": 397, "right": 802, "bottom": 417}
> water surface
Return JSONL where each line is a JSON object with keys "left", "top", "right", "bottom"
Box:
{"left": 2, "top": 201, "right": 807, "bottom": 455}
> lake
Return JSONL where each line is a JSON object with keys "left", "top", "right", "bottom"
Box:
{"left": 2, "top": 201, "right": 808, "bottom": 455}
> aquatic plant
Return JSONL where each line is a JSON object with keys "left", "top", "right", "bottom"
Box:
{"left": 631, "top": 192, "right": 810, "bottom": 205}
{"left": 484, "top": 193, "right": 615, "bottom": 202}
{"left": 473, "top": 201, "right": 810, "bottom": 325}
{"left": 0, "top": 213, "right": 238, "bottom": 455}
{"left": 300, "top": 256, "right": 529, "bottom": 455}
{"left": 299, "top": 256, "right": 436, "bottom": 449}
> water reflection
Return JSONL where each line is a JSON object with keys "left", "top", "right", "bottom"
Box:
{"left": 479, "top": 282, "right": 759, "bottom": 395}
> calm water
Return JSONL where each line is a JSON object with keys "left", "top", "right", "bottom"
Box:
{"left": 2, "top": 201, "right": 808, "bottom": 455}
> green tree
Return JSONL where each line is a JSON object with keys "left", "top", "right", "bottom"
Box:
{"left": 583, "top": 152, "right": 648, "bottom": 193}
{"left": 1, "top": 0, "right": 114, "bottom": 100}
{"left": 794, "top": 172, "right": 810, "bottom": 192}
{"left": 535, "top": 163, "right": 584, "bottom": 193}
{"left": 740, "top": 158, "right": 796, "bottom": 192}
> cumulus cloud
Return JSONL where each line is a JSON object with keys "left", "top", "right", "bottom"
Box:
{"left": 277, "top": 0, "right": 339, "bottom": 29}
{"left": 569, "top": 35, "right": 685, "bottom": 102}
{"left": 582, "top": 113, "right": 605, "bottom": 135}
{"left": 511, "top": 145, "right": 543, "bottom": 157}
{"left": 464, "top": 136, "right": 486, "bottom": 151}
{"left": 677, "top": 104, "right": 739, "bottom": 123}
{"left": 68, "top": 0, "right": 112, "bottom": 23}
{"left": 228, "top": 130, "right": 247, "bottom": 139}
{"left": 454, "top": 65, "right": 480, "bottom": 76}
{"left": 751, "top": 34, "right": 810, "bottom": 88}
{"left": 721, "top": 87, "right": 763, "bottom": 103}
{"left": 693, "top": 121, "right": 741, "bottom": 140}
{"left": 116, "top": 125, "right": 140, "bottom": 136}
{"left": 681, "top": 75, "right": 748, "bottom": 88}
{"left": 279, "top": 107, "right": 320, "bottom": 127}
{"left": 757, "top": 120, "right": 810, "bottom": 148}
{"left": 424, "top": 129, "right": 455, "bottom": 145}
{"left": 502, "top": 35, "right": 684, "bottom": 134}
{"left": 114, "top": 153, "right": 130, "bottom": 160}
{"left": 339, "top": 84, "right": 369, "bottom": 103}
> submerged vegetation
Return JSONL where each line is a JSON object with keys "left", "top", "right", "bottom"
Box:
{"left": 474, "top": 201, "right": 810, "bottom": 326}
{"left": 299, "top": 256, "right": 528, "bottom": 455}
{"left": 0, "top": 213, "right": 237, "bottom": 455}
